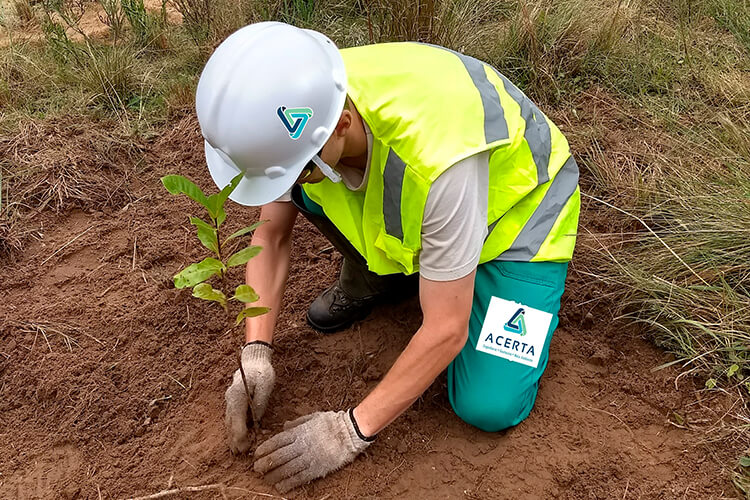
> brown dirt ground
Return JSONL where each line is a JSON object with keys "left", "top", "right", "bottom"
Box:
{"left": 0, "top": 108, "right": 745, "bottom": 500}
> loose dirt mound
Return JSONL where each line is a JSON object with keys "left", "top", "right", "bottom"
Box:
{"left": 0, "top": 115, "right": 743, "bottom": 499}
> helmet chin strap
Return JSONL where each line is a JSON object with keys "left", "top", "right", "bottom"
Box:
{"left": 311, "top": 155, "right": 342, "bottom": 183}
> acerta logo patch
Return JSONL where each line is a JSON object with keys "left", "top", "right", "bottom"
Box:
{"left": 277, "top": 106, "right": 313, "bottom": 140}
{"left": 475, "top": 297, "right": 552, "bottom": 368}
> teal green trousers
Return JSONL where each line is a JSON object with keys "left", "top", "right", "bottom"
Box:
{"left": 298, "top": 188, "right": 568, "bottom": 432}
{"left": 448, "top": 259, "right": 568, "bottom": 432}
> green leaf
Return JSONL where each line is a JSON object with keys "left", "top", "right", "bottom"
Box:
{"left": 216, "top": 206, "right": 228, "bottom": 227}
{"left": 705, "top": 378, "right": 717, "bottom": 389}
{"left": 206, "top": 193, "right": 224, "bottom": 223}
{"left": 192, "top": 283, "right": 227, "bottom": 309}
{"left": 226, "top": 245, "right": 262, "bottom": 267}
{"left": 189, "top": 217, "right": 219, "bottom": 255}
{"left": 161, "top": 175, "right": 209, "bottom": 210}
{"left": 219, "top": 172, "right": 243, "bottom": 201}
{"left": 235, "top": 306, "right": 270, "bottom": 325}
{"left": 206, "top": 173, "right": 243, "bottom": 224}
{"left": 223, "top": 220, "right": 267, "bottom": 246}
{"left": 727, "top": 364, "right": 740, "bottom": 377}
{"left": 173, "top": 257, "right": 225, "bottom": 288}
{"left": 232, "top": 284, "right": 260, "bottom": 303}
{"left": 740, "top": 456, "right": 750, "bottom": 468}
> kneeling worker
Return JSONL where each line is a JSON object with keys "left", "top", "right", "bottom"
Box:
{"left": 196, "top": 22, "right": 580, "bottom": 493}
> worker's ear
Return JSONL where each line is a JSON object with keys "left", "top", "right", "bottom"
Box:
{"left": 333, "top": 109, "right": 352, "bottom": 138}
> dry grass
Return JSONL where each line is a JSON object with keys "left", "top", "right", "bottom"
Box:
{"left": 359, "top": 0, "right": 505, "bottom": 48}
{"left": 572, "top": 90, "right": 750, "bottom": 498}
{"left": 13, "top": 0, "right": 37, "bottom": 28}
{"left": 574, "top": 95, "right": 750, "bottom": 389}
{"left": 0, "top": 118, "right": 143, "bottom": 253}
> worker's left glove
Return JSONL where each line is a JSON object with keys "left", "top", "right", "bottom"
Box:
{"left": 225, "top": 341, "right": 275, "bottom": 454}
{"left": 253, "top": 409, "right": 374, "bottom": 493}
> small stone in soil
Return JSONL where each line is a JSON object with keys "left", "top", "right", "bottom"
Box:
{"left": 477, "top": 442, "right": 494, "bottom": 454}
{"left": 363, "top": 365, "right": 382, "bottom": 381}
{"left": 294, "top": 386, "right": 311, "bottom": 398}
{"left": 588, "top": 346, "right": 614, "bottom": 367}
{"left": 148, "top": 404, "right": 161, "bottom": 419}
{"left": 61, "top": 486, "right": 81, "bottom": 500}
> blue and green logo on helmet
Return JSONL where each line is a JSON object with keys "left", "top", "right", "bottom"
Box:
{"left": 277, "top": 106, "right": 313, "bottom": 140}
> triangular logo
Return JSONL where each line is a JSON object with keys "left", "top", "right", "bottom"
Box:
{"left": 277, "top": 106, "right": 314, "bottom": 140}
{"left": 503, "top": 307, "right": 527, "bottom": 336}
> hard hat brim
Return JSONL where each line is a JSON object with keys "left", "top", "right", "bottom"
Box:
{"left": 205, "top": 140, "right": 305, "bottom": 207}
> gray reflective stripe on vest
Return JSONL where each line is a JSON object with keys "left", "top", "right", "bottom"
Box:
{"left": 426, "top": 44, "right": 552, "bottom": 185}
{"left": 452, "top": 53, "right": 509, "bottom": 143}
{"left": 496, "top": 155, "right": 579, "bottom": 261}
{"left": 485, "top": 218, "right": 500, "bottom": 242}
{"left": 490, "top": 69, "right": 551, "bottom": 185}
{"left": 423, "top": 44, "right": 509, "bottom": 143}
{"left": 383, "top": 148, "right": 407, "bottom": 239}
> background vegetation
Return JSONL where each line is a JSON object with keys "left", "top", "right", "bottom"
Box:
{"left": 1, "top": 0, "right": 748, "bottom": 493}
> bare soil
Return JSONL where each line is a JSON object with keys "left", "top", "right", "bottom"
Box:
{"left": 0, "top": 114, "right": 744, "bottom": 499}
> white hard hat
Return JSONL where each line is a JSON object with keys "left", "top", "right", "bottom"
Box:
{"left": 196, "top": 22, "right": 346, "bottom": 206}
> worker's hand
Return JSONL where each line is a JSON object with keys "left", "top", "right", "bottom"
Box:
{"left": 253, "top": 410, "right": 373, "bottom": 493}
{"left": 225, "top": 341, "right": 275, "bottom": 454}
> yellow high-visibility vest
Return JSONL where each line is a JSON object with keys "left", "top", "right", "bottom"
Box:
{"left": 303, "top": 43, "right": 580, "bottom": 276}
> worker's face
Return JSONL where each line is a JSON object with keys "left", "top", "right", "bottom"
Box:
{"left": 296, "top": 109, "right": 352, "bottom": 185}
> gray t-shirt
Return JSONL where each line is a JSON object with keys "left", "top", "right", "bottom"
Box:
{"left": 280, "top": 123, "right": 488, "bottom": 282}
{"left": 420, "top": 151, "right": 488, "bottom": 281}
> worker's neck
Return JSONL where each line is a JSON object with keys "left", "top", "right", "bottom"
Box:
{"left": 339, "top": 104, "right": 368, "bottom": 171}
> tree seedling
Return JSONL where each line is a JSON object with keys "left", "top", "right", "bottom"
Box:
{"left": 161, "top": 172, "right": 268, "bottom": 432}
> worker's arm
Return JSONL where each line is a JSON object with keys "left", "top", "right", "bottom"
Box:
{"left": 351, "top": 153, "right": 487, "bottom": 432}
{"left": 353, "top": 271, "right": 474, "bottom": 435}
{"left": 225, "top": 200, "right": 298, "bottom": 454}
{"left": 244, "top": 200, "right": 298, "bottom": 344}
{"left": 253, "top": 271, "right": 475, "bottom": 491}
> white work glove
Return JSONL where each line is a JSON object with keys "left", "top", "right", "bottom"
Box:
{"left": 253, "top": 409, "right": 374, "bottom": 493}
{"left": 225, "top": 341, "right": 275, "bottom": 454}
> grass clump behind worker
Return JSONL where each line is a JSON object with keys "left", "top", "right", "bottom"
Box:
{"left": 197, "top": 21, "right": 580, "bottom": 493}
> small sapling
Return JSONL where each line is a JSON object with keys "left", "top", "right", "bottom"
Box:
{"left": 161, "top": 172, "right": 268, "bottom": 434}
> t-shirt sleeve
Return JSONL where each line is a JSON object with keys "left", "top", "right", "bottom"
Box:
{"left": 419, "top": 151, "right": 490, "bottom": 281}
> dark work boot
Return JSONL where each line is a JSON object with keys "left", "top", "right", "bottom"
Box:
{"left": 291, "top": 185, "right": 418, "bottom": 333}
{"left": 306, "top": 259, "right": 381, "bottom": 333}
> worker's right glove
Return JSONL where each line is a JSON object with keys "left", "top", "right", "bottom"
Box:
{"left": 225, "top": 341, "right": 275, "bottom": 454}
{"left": 254, "top": 409, "right": 373, "bottom": 493}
